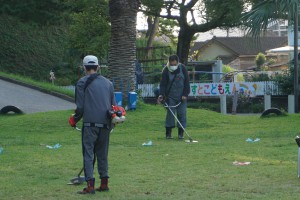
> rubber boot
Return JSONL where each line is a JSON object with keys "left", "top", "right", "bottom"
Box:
{"left": 178, "top": 128, "right": 184, "bottom": 139}
{"left": 78, "top": 178, "right": 95, "bottom": 194}
{"left": 166, "top": 127, "right": 173, "bottom": 139}
{"left": 96, "top": 177, "right": 109, "bottom": 192}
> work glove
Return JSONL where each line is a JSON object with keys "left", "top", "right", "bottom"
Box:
{"left": 68, "top": 114, "right": 76, "bottom": 127}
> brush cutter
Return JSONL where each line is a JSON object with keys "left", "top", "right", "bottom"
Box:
{"left": 67, "top": 126, "right": 95, "bottom": 185}
{"left": 164, "top": 101, "right": 198, "bottom": 143}
{"left": 68, "top": 126, "right": 114, "bottom": 185}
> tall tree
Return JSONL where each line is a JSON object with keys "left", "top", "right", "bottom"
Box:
{"left": 66, "top": 0, "right": 110, "bottom": 61}
{"left": 141, "top": 0, "right": 248, "bottom": 65}
{"left": 146, "top": 16, "right": 160, "bottom": 53}
{"left": 108, "top": 0, "right": 141, "bottom": 92}
{"left": 242, "top": 0, "right": 300, "bottom": 112}
{"left": 142, "top": 0, "right": 163, "bottom": 53}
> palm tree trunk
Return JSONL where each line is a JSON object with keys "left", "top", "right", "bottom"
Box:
{"left": 108, "top": 0, "right": 140, "bottom": 93}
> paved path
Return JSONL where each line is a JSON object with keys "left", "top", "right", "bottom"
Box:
{"left": 0, "top": 79, "right": 75, "bottom": 114}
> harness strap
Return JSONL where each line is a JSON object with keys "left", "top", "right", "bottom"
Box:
{"left": 166, "top": 65, "right": 183, "bottom": 97}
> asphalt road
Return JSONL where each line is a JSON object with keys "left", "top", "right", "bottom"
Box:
{"left": 0, "top": 79, "right": 75, "bottom": 114}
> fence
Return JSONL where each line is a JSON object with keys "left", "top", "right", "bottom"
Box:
{"left": 137, "top": 81, "right": 282, "bottom": 98}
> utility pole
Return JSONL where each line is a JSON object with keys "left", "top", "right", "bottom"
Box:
{"left": 294, "top": 6, "right": 299, "bottom": 113}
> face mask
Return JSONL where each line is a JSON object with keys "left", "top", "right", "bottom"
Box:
{"left": 169, "top": 65, "right": 178, "bottom": 72}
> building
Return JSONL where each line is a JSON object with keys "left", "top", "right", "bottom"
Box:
{"left": 190, "top": 36, "right": 288, "bottom": 70}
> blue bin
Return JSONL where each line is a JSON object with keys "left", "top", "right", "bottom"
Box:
{"left": 114, "top": 92, "right": 122, "bottom": 106}
{"left": 128, "top": 92, "right": 137, "bottom": 110}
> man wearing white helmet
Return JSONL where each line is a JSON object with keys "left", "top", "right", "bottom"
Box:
{"left": 69, "top": 55, "right": 116, "bottom": 194}
{"left": 157, "top": 55, "right": 190, "bottom": 139}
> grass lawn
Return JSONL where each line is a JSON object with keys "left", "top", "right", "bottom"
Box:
{"left": 1, "top": 103, "right": 300, "bottom": 199}
{"left": 0, "top": 71, "right": 75, "bottom": 98}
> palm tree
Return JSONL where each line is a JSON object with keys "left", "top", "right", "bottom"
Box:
{"left": 108, "top": 0, "right": 141, "bottom": 94}
{"left": 242, "top": 0, "right": 299, "bottom": 112}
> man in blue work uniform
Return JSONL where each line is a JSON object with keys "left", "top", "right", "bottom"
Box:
{"left": 69, "top": 55, "right": 116, "bottom": 194}
{"left": 157, "top": 55, "right": 190, "bottom": 139}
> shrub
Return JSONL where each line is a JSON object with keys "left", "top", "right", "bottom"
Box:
{"left": 255, "top": 52, "right": 266, "bottom": 71}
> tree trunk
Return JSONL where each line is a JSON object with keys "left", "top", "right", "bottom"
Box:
{"left": 176, "top": 26, "right": 195, "bottom": 65}
{"left": 145, "top": 16, "right": 153, "bottom": 38}
{"left": 108, "top": 0, "right": 140, "bottom": 93}
{"left": 146, "top": 16, "right": 159, "bottom": 57}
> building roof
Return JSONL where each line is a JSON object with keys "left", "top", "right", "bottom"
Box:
{"left": 191, "top": 36, "right": 288, "bottom": 56}
{"left": 190, "top": 41, "right": 208, "bottom": 54}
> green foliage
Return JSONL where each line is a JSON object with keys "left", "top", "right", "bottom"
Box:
{"left": 242, "top": 0, "right": 298, "bottom": 38}
{"left": 272, "top": 68, "right": 294, "bottom": 94}
{"left": 251, "top": 73, "right": 270, "bottom": 81}
{"left": 188, "top": 97, "right": 265, "bottom": 113}
{"left": 268, "top": 58, "right": 276, "bottom": 65}
{"left": 66, "top": 0, "right": 110, "bottom": 63}
{"left": 143, "top": 71, "right": 162, "bottom": 84}
{"left": 136, "top": 37, "right": 175, "bottom": 80}
{"left": 158, "top": 18, "right": 178, "bottom": 46}
{"left": 188, "top": 101, "right": 220, "bottom": 112}
{"left": 204, "top": 0, "right": 244, "bottom": 27}
{"left": 0, "top": 0, "right": 67, "bottom": 25}
{"left": 269, "top": 62, "right": 300, "bottom": 95}
{"left": 235, "top": 95, "right": 264, "bottom": 113}
{"left": 0, "top": 0, "right": 259, "bottom": 86}
{"left": 222, "top": 65, "right": 235, "bottom": 73}
{"left": 255, "top": 52, "right": 266, "bottom": 71}
{"left": 141, "top": 0, "right": 163, "bottom": 14}
{"left": 136, "top": 37, "right": 166, "bottom": 48}
{"left": 236, "top": 74, "right": 245, "bottom": 82}
{"left": 0, "top": 0, "right": 111, "bottom": 85}
{"left": 141, "top": 0, "right": 248, "bottom": 64}
{"left": 198, "top": 74, "right": 211, "bottom": 82}
{"left": 0, "top": 15, "right": 77, "bottom": 83}
{"left": 222, "top": 65, "right": 245, "bottom": 82}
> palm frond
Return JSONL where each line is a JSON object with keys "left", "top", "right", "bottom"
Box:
{"left": 241, "top": 0, "right": 299, "bottom": 38}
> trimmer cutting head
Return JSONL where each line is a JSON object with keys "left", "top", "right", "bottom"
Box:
{"left": 185, "top": 139, "right": 198, "bottom": 143}
{"left": 163, "top": 101, "right": 198, "bottom": 144}
{"left": 68, "top": 176, "right": 85, "bottom": 185}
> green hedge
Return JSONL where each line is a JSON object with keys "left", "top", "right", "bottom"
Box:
{"left": 0, "top": 15, "right": 79, "bottom": 85}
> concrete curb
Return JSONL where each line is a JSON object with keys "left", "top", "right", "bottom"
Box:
{"left": 0, "top": 75, "right": 75, "bottom": 103}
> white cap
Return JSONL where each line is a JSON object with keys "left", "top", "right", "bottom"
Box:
{"left": 83, "top": 55, "right": 99, "bottom": 66}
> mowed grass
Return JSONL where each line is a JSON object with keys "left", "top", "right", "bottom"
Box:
{"left": 1, "top": 103, "right": 300, "bottom": 200}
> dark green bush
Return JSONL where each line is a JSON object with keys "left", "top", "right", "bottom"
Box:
{"left": 0, "top": 15, "right": 78, "bottom": 84}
